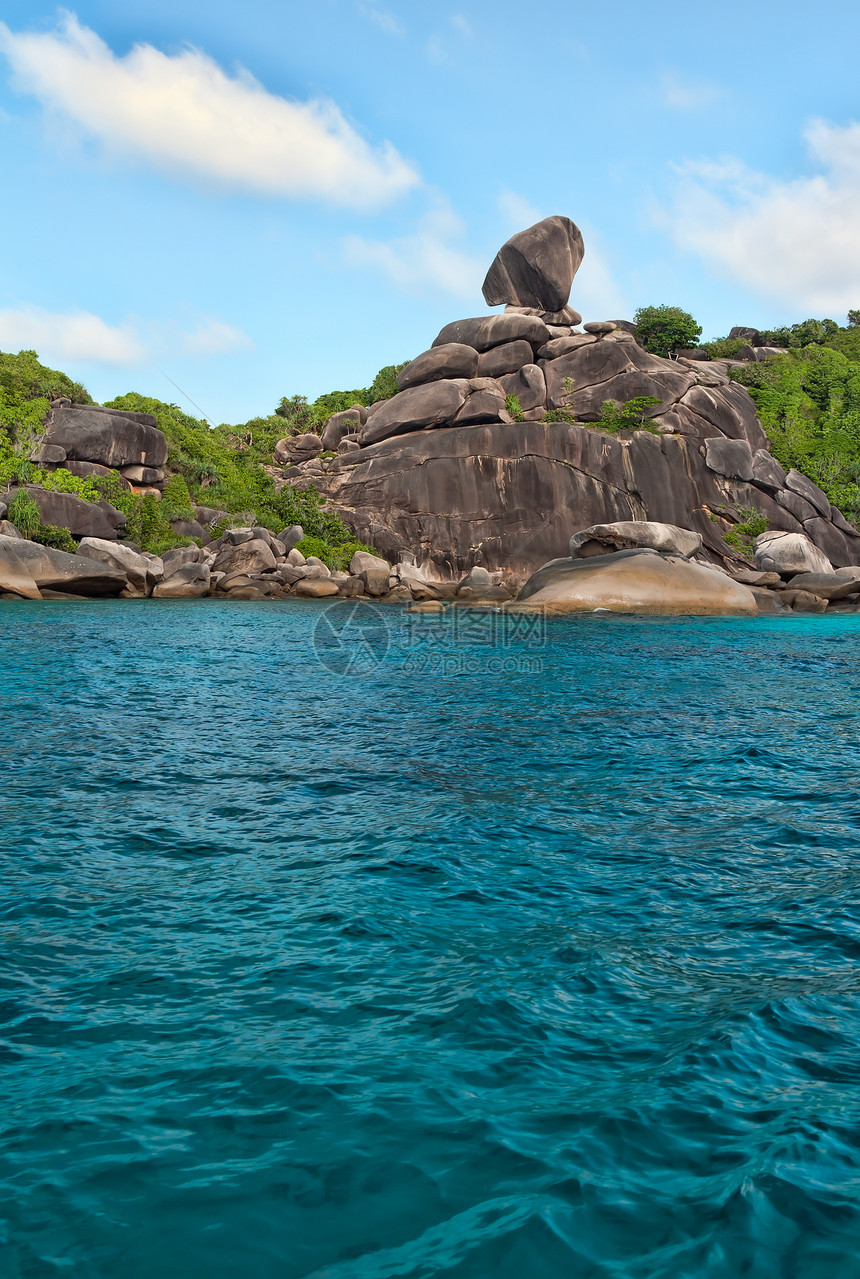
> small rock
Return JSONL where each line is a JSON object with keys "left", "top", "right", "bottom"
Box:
{"left": 582, "top": 321, "right": 618, "bottom": 335}
{"left": 295, "top": 578, "right": 339, "bottom": 597}
{"left": 350, "top": 550, "right": 390, "bottom": 575}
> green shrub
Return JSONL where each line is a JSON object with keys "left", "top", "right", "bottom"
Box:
{"left": 698, "top": 337, "right": 747, "bottom": 359}
{"left": 505, "top": 394, "right": 525, "bottom": 422}
{"left": 296, "top": 534, "right": 376, "bottom": 572}
{"left": 7, "top": 490, "right": 42, "bottom": 538}
{"left": 722, "top": 507, "right": 769, "bottom": 554}
{"left": 593, "top": 396, "right": 663, "bottom": 433}
{"left": 634, "top": 305, "right": 702, "bottom": 358}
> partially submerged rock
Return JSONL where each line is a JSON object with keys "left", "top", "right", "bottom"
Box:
{"left": 515, "top": 549, "right": 758, "bottom": 616}
{"left": 0, "top": 534, "right": 126, "bottom": 597}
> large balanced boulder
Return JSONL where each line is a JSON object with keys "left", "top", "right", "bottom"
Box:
{"left": 44, "top": 404, "right": 167, "bottom": 469}
{"left": 482, "top": 216, "right": 585, "bottom": 312}
{"left": 515, "top": 549, "right": 757, "bottom": 615}
{"left": 754, "top": 530, "right": 833, "bottom": 576}
{"left": 0, "top": 534, "right": 126, "bottom": 596}
{"left": 570, "top": 521, "right": 702, "bottom": 560}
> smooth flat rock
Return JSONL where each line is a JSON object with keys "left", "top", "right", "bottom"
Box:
{"left": 432, "top": 314, "right": 549, "bottom": 354}
{"left": 360, "top": 380, "right": 470, "bottom": 445}
{"left": 476, "top": 341, "right": 535, "bottom": 379}
{"left": 570, "top": 521, "right": 703, "bottom": 559}
{"left": 788, "top": 569, "right": 860, "bottom": 600}
{"left": 754, "top": 530, "right": 832, "bottom": 576}
{"left": 0, "top": 534, "right": 126, "bottom": 596}
{"left": 397, "top": 345, "right": 479, "bottom": 391}
{"left": 750, "top": 450, "right": 787, "bottom": 493}
{"left": 295, "top": 577, "right": 340, "bottom": 597}
{"left": 12, "top": 486, "right": 126, "bottom": 540}
{"left": 482, "top": 216, "right": 584, "bottom": 312}
{"left": 516, "top": 549, "right": 757, "bottom": 616}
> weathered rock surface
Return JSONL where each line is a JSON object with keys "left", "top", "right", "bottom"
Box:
{"left": 44, "top": 404, "right": 167, "bottom": 469}
{"left": 498, "top": 365, "right": 546, "bottom": 413}
{"left": 754, "top": 531, "right": 833, "bottom": 576}
{"left": 361, "top": 380, "right": 471, "bottom": 445}
{"left": 77, "top": 537, "right": 160, "bottom": 595}
{"left": 788, "top": 569, "right": 860, "bottom": 600}
{"left": 212, "top": 538, "right": 277, "bottom": 577}
{"left": 704, "top": 438, "right": 754, "bottom": 482}
{"left": 432, "top": 313, "right": 549, "bottom": 354}
{"left": 397, "top": 345, "right": 479, "bottom": 390}
{"left": 570, "top": 521, "right": 702, "bottom": 560}
{"left": 7, "top": 486, "right": 127, "bottom": 541}
{"left": 152, "top": 562, "right": 211, "bottom": 598}
{"left": 482, "top": 216, "right": 584, "bottom": 312}
{"left": 0, "top": 534, "right": 126, "bottom": 596}
{"left": 476, "top": 341, "right": 535, "bottom": 379}
{"left": 515, "top": 549, "right": 757, "bottom": 615}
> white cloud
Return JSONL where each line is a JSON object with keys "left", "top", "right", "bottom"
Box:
{"left": 660, "top": 71, "right": 724, "bottom": 111}
{"left": 663, "top": 118, "right": 860, "bottom": 312}
{"left": 344, "top": 202, "right": 483, "bottom": 298}
{"left": 0, "top": 306, "right": 251, "bottom": 366}
{"left": 357, "top": 5, "right": 404, "bottom": 36}
{"left": 451, "top": 15, "right": 472, "bottom": 37}
{"left": 497, "top": 190, "right": 543, "bottom": 232}
{"left": 0, "top": 308, "right": 145, "bottom": 364}
{"left": 0, "top": 13, "right": 419, "bottom": 210}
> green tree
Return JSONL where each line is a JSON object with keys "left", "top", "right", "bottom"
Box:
{"left": 634, "top": 305, "right": 702, "bottom": 358}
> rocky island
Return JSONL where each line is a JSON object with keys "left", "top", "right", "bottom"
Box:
{"left": 2, "top": 215, "right": 860, "bottom": 615}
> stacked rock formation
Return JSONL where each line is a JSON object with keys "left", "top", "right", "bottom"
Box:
{"left": 0, "top": 401, "right": 172, "bottom": 543}
{"left": 281, "top": 216, "right": 860, "bottom": 583}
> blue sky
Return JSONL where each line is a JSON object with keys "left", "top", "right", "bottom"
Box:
{"left": 1, "top": 1, "right": 859, "bottom": 424}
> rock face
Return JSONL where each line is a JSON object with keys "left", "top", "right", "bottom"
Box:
{"left": 295, "top": 217, "right": 860, "bottom": 583}
{"left": 482, "top": 216, "right": 584, "bottom": 312}
{"left": 515, "top": 549, "right": 758, "bottom": 616}
{"left": 570, "top": 521, "right": 702, "bottom": 560}
{"left": 44, "top": 404, "right": 168, "bottom": 469}
{"left": 0, "top": 534, "right": 126, "bottom": 597}
{"left": 14, "top": 487, "right": 127, "bottom": 540}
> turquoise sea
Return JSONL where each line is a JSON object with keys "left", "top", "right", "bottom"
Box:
{"left": 2, "top": 599, "right": 860, "bottom": 1278}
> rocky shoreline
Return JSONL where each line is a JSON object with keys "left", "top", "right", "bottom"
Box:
{"left": 3, "top": 215, "right": 860, "bottom": 617}
{"left": 2, "top": 517, "right": 859, "bottom": 617}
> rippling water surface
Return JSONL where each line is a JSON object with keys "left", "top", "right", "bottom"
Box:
{"left": 2, "top": 599, "right": 860, "bottom": 1277}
